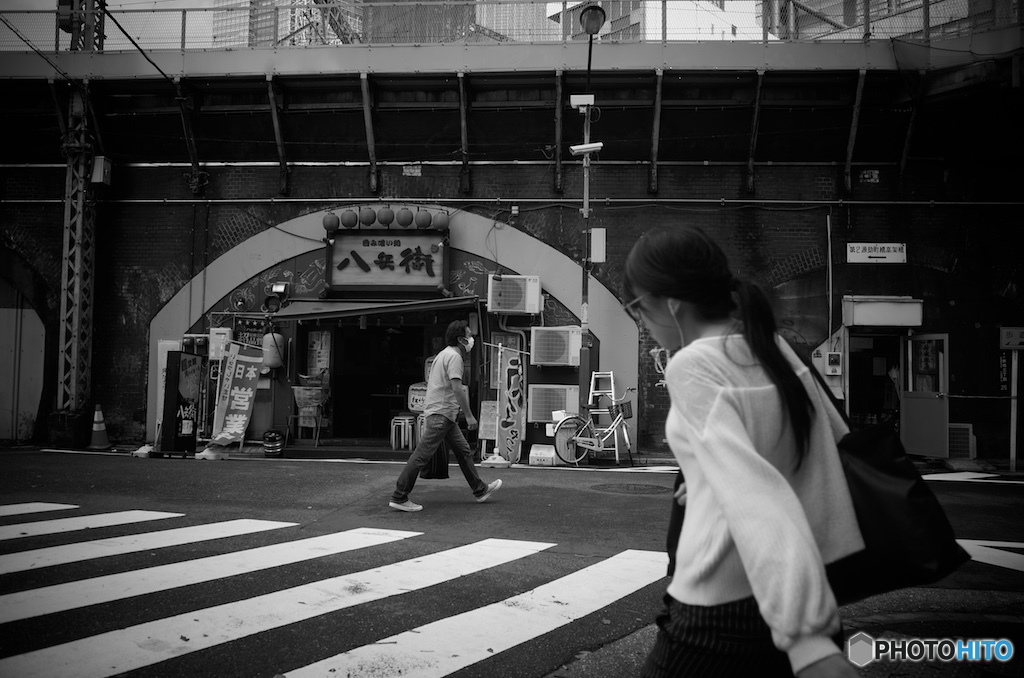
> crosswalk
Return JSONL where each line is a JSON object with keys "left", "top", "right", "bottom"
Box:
{"left": 0, "top": 502, "right": 667, "bottom": 678}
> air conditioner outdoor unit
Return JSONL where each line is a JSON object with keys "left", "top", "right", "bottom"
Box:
{"left": 487, "top": 274, "right": 542, "bottom": 315}
{"left": 527, "top": 384, "right": 579, "bottom": 423}
{"left": 530, "top": 326, "right": 582, "bottom": 367}
{"left": 948, "top": 423, "right": 977, "bottom": 459}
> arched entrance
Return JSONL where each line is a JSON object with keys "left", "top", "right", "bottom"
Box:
{"left": 147, "top": 205, "right": 639, "bottom": 440}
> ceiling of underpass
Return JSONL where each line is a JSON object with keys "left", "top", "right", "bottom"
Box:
{"left": 3, "top": 63, "right": 1020, "bottom": 176}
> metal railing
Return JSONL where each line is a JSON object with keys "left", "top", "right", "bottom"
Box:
{"left": 0, "top": 0, "right": 1015, "bottom": 52}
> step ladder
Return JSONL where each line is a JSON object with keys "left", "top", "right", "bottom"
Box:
{"left": 588, "top": 371, "right": 625, "bottom": 463}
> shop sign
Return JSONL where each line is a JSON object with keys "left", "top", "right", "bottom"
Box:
{"left": 327, "top": 230, "right": 449, "bottom": 294}
{"left": 999, "top": 327, "right": 1024, "bottom": 350}
{"left": 496, "top": 347, "right": 525, "bottom": 463}
{"left": 210, "top": 343, "right": 263, "bottom": 446}
{"left": 847, "top": 242, "right": 907, "bottom": 263}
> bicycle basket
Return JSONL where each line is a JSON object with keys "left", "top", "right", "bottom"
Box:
{"left": 608, "top": 401, "right": 633, "bottom": 419}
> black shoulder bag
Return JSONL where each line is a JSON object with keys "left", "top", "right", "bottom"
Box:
{"left": 808, "top": 365, "right": 970, "bottom": 605}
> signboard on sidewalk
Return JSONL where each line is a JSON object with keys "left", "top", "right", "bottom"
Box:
{"left": 496, "top": 347, "right": 525, "bottom": 463}
{"left": 210, "top": 343, "right": 263, "bottom": 446}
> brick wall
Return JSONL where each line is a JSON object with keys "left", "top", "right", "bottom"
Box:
{"left": 3, "top": 161, "right": 1022, "bottom": 451}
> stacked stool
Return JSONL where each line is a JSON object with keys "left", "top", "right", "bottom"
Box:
{"left": 390, "top": 413, "right": 418, "bottom": 451}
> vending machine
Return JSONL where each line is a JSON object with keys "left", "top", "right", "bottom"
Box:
{"left": 159, "top": 350, "right": 204, "bottom": 455}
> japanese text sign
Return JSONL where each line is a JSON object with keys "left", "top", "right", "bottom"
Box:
{"left": 847, "top": 242, "right": 907, "bottom": 263}
{"left": 210, "top": 342, "right": 263, "bottom": 446}
{"left": 327, "top": 230, "right": 448, "bottom": 292}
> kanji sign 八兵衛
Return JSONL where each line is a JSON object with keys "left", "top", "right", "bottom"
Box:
{"left": 327, "top": 230, "right": 449, "bottom": 294}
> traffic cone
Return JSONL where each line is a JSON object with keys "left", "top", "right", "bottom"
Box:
{"left": 87, "top": 404, "right": 112, "bottom": 450}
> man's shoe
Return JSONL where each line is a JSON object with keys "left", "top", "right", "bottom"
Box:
{"left": 476, "top": 479, "right": 503, "bottom": 503}
{"left": 195, "top": 448, "right": 229, "bottom": 460}
{"left": 389, "top": 500, "right": 422, "bottom": 512}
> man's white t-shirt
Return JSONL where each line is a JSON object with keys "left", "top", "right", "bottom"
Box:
{"left": 422, "top": 345, "right": 466, "bottom": 422}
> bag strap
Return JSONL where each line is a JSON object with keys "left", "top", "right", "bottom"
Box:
{"left": 798, "top": 351, "right": 853, "bottom": 428}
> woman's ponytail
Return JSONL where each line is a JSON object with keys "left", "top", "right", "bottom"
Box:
{"left": 734, "top": 278, "right": 814, "bottom": 467}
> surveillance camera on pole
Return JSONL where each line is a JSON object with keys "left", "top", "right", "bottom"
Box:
{"left": 570, "top": 141, "right": 603, "bottom": 157}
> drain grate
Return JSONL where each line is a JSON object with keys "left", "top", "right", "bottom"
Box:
{"left": 589, "top": 483, "right": 672, "bottom": 495}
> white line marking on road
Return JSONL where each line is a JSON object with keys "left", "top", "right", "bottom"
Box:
{"left": 285, "top": 549, "right": 668, "bottom": 678}
{"left": 958, "top": 539, "right": 1024, "bottom": 573}
{"left": 922, "top": 471, "right": 1022, "bottom": 484}
{"left": 0, "top": 518, "right": 297, "bottom": 575}
{"left": 0, "top": 503, "right": 79, "bottom": 517}
{"left": 0, "top": 527, "right": 421, "bottom": 623}
{"left": 0, "top": 511, "right": 184, "bottom": 541}
{"left": 0, "top": 538, "right": 555, "bottom": 678}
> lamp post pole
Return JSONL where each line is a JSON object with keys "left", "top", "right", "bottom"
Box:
{"left": 576, "top": 4, "right": 605, "bottom": 417}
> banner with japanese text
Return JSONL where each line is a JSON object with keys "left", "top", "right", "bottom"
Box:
{"left": 210, "top": 343, "right": 263, "bottom": 446}
{"left": 496, "top": 347, "right": 525, "bottom": 463}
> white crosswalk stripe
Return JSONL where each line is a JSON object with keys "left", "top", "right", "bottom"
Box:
{"left": 0, "top": 503, "right": 79, "bottom": 517}
{"left": 0, "top": 527, "right": 421, "bottom": 623}
{"left": 285, "top": 549, "right": 668, "bottom": 678}
{"left": 0, "top": 510, "right": 183, "bottom": 540}
{"left": 0, "top": 518, "right": 296, "bottom": 575}
{"left": 0, "top": 503, "right": 668, "bottom": 678}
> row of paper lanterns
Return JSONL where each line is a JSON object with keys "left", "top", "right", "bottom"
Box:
{"left": 323, "top": 207, "right": 450, "bottom": 232}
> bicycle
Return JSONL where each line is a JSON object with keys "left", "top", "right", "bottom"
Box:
{"left": 552, "top": 387, "right": 637, "bottom": 465}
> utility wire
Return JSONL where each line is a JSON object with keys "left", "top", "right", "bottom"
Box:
{"left": 0, "top": 14, "right": 78, "bottom": 86}
{"left": 101, "top": 5, "right": 176, "bottom": 88}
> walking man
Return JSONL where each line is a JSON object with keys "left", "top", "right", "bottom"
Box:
{"left": 389, "top": 319, "right": 502, "bottom": 512}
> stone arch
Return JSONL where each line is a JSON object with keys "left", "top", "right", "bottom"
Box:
{"left": 147, "top": 204, "right": 639, "bottom": 439}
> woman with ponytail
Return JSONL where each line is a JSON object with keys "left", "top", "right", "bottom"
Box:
{"left": 624, "top": 226, "right": 862, "bottom": 678}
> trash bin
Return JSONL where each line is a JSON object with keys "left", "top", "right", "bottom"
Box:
{"left": 263, "top": 429, "right": 284, "bottom": 458}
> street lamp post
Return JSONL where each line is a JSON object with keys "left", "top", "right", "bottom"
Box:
{"left": 575, "top": 4, "right": 606, "bottom": 416}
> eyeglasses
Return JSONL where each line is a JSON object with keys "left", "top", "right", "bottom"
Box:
{"left": 623, "top": 294, "right": 649, "bottom": 321}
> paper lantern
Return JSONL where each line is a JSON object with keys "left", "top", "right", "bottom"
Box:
{"left": 396, "top": 207, "right": 414, "bottom": 227}
{"left": 432, "top": 212, "right": 449, "bottom": 229}
{"left": 377, "top": 206, "right": 395, "bottom": 226}
{"left": 415, "top": 210, "right": 433, "bottom": 229}
{"left": 359, "top": 207, "right": 377, "bottom": 226}
{"left": 340, "top": 209, "right": 359, "bottom": 228}
{"left": 262, "top": 332, "right": 285, "bottom": 369}
{"left": 322, "top": 212, "right": 340, "bottom": 234}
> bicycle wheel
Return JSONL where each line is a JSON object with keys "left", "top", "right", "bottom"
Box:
{"left": 553, "top": 416, "right": 594, "bottom": 465}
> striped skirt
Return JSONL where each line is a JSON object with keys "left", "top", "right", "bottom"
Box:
{"left": 640, "top": 594, "right": 798, "bottom": 677}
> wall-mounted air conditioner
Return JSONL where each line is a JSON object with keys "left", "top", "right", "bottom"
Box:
{"left": 530, "top": 326, "right": 582, "bottom": 367}
{"left": 527, "top": 384, "right": 579, "bottom": 423}
{"left": 487, "top": 274, "right": 542, "bottom": 315}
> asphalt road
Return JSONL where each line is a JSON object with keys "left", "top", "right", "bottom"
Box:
{"left": 0, "top": 450, "right": 1021, "bottom": 678}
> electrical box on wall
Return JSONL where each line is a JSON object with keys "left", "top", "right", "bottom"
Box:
{"left": 826, "top": 352, "right": 843, "bottom": 376}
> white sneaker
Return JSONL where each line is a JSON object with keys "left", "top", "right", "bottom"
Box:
{"left": 195, "top": 448, "right": 229, "bottom": 460}
{"left": 389, "top": 500, "right": 423, "bottom": 512}
{"left": 476, "top": 479, "right": 503, "bottom": 503}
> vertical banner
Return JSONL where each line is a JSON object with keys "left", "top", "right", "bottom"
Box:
{"left": 210, "top": 343, "right": 264, "bottom": 446}
{"left": 496, "top": 347, "right": 525, "bottom": 463}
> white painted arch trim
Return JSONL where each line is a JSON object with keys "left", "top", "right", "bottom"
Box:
{"left": 147, "top": 206, "right": 639, "bottom": 439}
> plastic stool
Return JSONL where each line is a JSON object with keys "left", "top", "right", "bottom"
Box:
{"left": 390, "top": 414, "right": 417, "bottom": 451}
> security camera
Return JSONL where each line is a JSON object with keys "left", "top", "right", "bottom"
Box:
{"left": 569, "top": 142, "right": 603, "bottom": 156}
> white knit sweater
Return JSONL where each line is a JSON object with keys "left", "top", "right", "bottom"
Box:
{"left": 663, "top": 334, "right": 863, "bottom": 674}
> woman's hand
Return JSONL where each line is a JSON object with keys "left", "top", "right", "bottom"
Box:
{"left": 673, "top": 481, "right": 687, "bottom": 507}
{"left": 796, "top": 654, "right": 859, "bottom": 678}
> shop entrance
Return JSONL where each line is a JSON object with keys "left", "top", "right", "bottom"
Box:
{"left": 333, "top": 325, "right": 429, "bottom": 439}
{"left": 847, "top": 332, "right": 901, "bottom": 428}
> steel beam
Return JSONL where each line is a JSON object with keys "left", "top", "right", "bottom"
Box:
{"left": 844, "top": 69, "right": 866, "bottom": 194}
{"left": 266, "top": 75, "right": 290, "bottom": 196}
{"left": 900, "top": 71, "right": 926, "bottom": 196}
{"left": 746, "top": 70, "right": 765, "bottom": 194}
{"left": 649, "top": 68, "right": 662, "bottom": 195}
{"left": 175, "top": 78, "right": 206, "bottom": 195}
{"left": 360, "top": 72, "right": 379, "bottom": 194}
{"left": 458, "top": 71, "right": 471, "bottom": 195}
